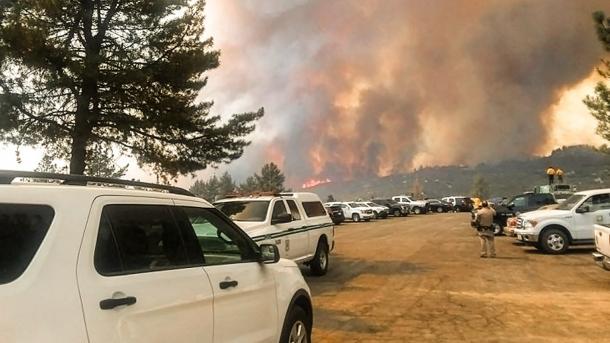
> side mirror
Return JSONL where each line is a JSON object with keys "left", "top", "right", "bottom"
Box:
{"left": 259, "top": 244, "right": 280, "bottom": 264}
{"left": 271, "top": 212, "right": 292, "bottom": 225}
{"left": 576, "top": 206, "right": 590, "bottom": 214}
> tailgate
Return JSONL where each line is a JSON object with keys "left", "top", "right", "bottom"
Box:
{"left": 594, "top": 224, "right": 610, "bottom": 256}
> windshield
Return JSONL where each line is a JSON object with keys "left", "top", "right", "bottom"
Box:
{"left": 214, "top": 201, "right": 270, "bottom": 222}
{"left": 348, "top": 202, "right": 360, "bottom": 207}
{"left": 556, "top": 194, "right": 585, "bottom": 211}
{"left": 366, "top": 202, "right": 377, "bottom": 207}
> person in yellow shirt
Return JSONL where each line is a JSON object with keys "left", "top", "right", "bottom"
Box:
{"left": 546, "top": 166, "right": 556, "bottom": 185}
{"left": 556, "top": 168, "right": 564, "bottom": 183}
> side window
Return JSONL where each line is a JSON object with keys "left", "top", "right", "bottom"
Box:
{"left": 286, "top": 200, "right": 302, "bottom": 221}
{"left": 271, "top": 200, "right": 288, "bottom": 220}
{"left": 589, "top": 194, "right": 610, "bottom": 212}
{"left": 302, "top": 201, "right": 327, "bottom": 217}
{"left": 95, "top": 205, "right": 189, "bottom": 276}
{"left": 179, "top": 207, "right": 258, "bottom": 265}
{"left": 512, "top": 196, "right": 527, "bottom": 208}
{"left": 0, "top": 204, "right": 54, "bottom": 285}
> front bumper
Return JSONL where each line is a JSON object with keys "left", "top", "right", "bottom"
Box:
{"left": 361, "top": 213, "right": 375, "bottom": 219}
{"left": 514, "top": 229, "right": 539, "bottom": 243}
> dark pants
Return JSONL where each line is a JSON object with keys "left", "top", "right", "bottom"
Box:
{"left": 548, "top": 175, "right": 554, "bottom": 185}
{"left": 558, "top": 175, "right": 563, "bottom": 183}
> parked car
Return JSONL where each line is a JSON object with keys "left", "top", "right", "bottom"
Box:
{"left": 513, "top": 189, "right": 610, "bottom": 254}
{"left": 442, "top": 196, "right": 473, "bottom": 212}
{"left": 593, "top": 224, "right": 610, "bottom": 270}
{"left": 426, "top": 199, "right": 453, "bottom": 213}
{"left": 0, "top": 170, "right": 313, "bottom": 343}
{"left": 392, "top": 195, "right": 429, "bottom": 214}
{"left": 358, "top": 202, "right": 389, "bottom": 219}
{"left": 328, "top": 202, "right": 374, "bottom": 222}
{"left": 494, "top": 192, "right": 556, "bottom": 223}
{"left": 370, "top": 198, "right": 409, "bottom": 217}
{"left": 215, "top": 192, "right": 334, "bottom": 276}
{"left": 324, "top": 203, "right": 345, "bottom": 225}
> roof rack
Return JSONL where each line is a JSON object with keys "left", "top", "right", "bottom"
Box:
{"left": 0, "top": 170, "right": 194, "bottom": 197}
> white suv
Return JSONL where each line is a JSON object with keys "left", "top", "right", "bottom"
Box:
{"left": 392, "top": 195, "right": 429, "bottom": 214}
{"left": 215, "top": 192, "right": 334, "bottom": 276}
{"left": 514, "top": 189, "right": 610, "bottom": 254}
{"left": 327, "top": 202, "right": 374, "bottom": 222}
{"left": 0, "top": 171, "right": 312, "bottom": 343}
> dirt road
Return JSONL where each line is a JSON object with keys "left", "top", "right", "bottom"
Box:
{"left": 304, "top": 213, "right": 610, "bottom": 342}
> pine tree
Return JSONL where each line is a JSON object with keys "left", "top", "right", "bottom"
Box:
{"left": 238, "top": 176, "right": 259, "bottom": 193}
{"left": 255, "top": 162, "right": 286, "bottom": 192}
{"left": 584, "top": 11, "right": 610, "bottom": 143}
{"left": 327, "top": 194, "right": 336, "bottom": 202}
{"left": 189, "top": 175, "right": 220, "bottom": 202}
{"left": 0, "top": 1, "right": 263, "bottom": 178}
{"left": 217, "top": 172, "right": 236, "bottom": 198}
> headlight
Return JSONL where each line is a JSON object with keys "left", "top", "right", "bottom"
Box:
{"left": 525, "top": 220, "right": 538, "bottom": 228}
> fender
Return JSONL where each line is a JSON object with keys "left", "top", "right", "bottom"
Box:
{"left": 282, "top": 289, "right": 313, "bottom": 329}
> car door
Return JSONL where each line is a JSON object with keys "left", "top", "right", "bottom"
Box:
{"left": 340, "top": 203, "right": 350, "bottom": 218}
{"left": 174, "top": 201, "right": 278, "bottom": 343}
{"left": 285, "top": 199, "right": 309, "bottom": 261}
{"left": 573, "top": 193, "right": 610, "bottom": 240}
{"left": 77, "top": 197, "right": 214, "bottom": 343}
{"left": 270, "top": 199, "right": 298, "bottom": 259}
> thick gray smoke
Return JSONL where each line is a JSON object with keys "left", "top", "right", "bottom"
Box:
{"left": 202, "top": 0, "right": 609, "bottom": 186}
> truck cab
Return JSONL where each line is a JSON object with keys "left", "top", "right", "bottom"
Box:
{"left": 392, "top": 195, "right": 429, "bottom": 214}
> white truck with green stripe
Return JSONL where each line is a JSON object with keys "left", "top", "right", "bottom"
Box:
{"left": 214, "top": 192, "right": 335, "bottom": 276}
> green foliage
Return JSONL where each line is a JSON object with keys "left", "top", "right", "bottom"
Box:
{"left": 471, "top": 175, "right": 490, "bottom": 199}
{"left": 584, "top": 11, "right": 610, "bottom": 143}
{"left": 255, "top": 162, "right": 286, "bottom": 193}
{"left": 238, "top": 176, "right": 259, "bottom": 193}
{"left": 0, "top": 0, "right": 263, "bottom": 177}
{"left": 326, "top": 194, "right": 335, "bottom": 202}
{"left": 189, "top": 171, "right": 235, "bottom": 201}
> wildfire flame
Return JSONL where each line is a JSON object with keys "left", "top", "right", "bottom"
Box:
{"left": 302, "top": 178, "right": 332, "bottom": 189}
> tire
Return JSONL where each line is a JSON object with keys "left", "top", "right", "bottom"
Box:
{"left": 373, "top": 211, "right": 379, "bottom": 219}
{"left": 310, "top": 239, "right": 329, "bottom": 276}
{"left": 436, "top": 207, "right": 443, "bottom": 213}
{"left": 540, "top": 228, "right": 569, "bottom": 254}
{"left": 492, "top": 223, "right": 503, "bottom": 236}
{"left": 280, "top": 306, "right": 311, "bottom": 343}
{"left": 413, "top": 207, "right": 422, "bottom": 215}
{"left": 352, "top": 213, "right": 360, "bottom": 222}
{"left": 393, "top": 209, "right": 401, "bottom": 217}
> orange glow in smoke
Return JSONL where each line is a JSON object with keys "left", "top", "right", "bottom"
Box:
{"left": 302, "top": 178, "right": 332, "bottom": 189}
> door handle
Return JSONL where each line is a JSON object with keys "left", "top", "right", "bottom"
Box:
{"left": 99, "top": 296, "right": 137, "bottom": 310}
{"left": 219, "top": 280, "right": 238, "bottom": 289}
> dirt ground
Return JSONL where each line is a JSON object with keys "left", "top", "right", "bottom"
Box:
{"left": 303, "top": 213, "right": 610, "bottom": 342}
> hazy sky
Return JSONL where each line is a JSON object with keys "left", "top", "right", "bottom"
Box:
{"left": 1, "top": 0, "right": 608, "bottom": 189}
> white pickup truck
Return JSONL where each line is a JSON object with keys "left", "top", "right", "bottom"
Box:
{"left": 215, "top": 192, "right": 335, "bottom": 275}
{"left": 593, "top": 224, "right": 610, "bottom": 270}
{"left": 514, "top": 189, "right": 610, "bottom": 254}
{"left": 326, "top": 202, "right": 375, "bottom": 222}
{"left": 392, "top": 195, "right": 429, "bottom": 214}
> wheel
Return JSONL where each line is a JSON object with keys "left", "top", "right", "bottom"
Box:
{"left": 393, "top": 209, "right": 401, "bottom": 217}
{"left": 280, "top": 306, "right": 311, "bottom": 343}
{"left": 310, "top": 240, "right": 329, "bottom": 276}
{"left": 413, "top": 207, "right": 422, "bottom": 215}
{"left": 436, "top": 207, "right": 443, "bottom": 213}
{"left": 540, "top": 228, "right": 569, "bottom": 254}
{"left": 352, "top": 213, "right": 360, "bottom": 222}
{"left": 373, "top": 211, "right": 379, "bottom": 219}
{"left": 492, "top": 223, "right": 503, "bottom": 236}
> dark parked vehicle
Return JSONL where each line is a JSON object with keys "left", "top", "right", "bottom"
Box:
{"left": 370, "top": 198, "right": 409, "bottom": 217}
{"left": 454, "top": 197, "right": 474, "bottom": 212}
{"left": 324, "top": 204, "right": 345, "bottom": 224}
{"left": 427, "top": 199, "right": 453, "bottom": 213}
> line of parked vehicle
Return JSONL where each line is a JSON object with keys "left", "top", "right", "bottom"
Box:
{"left": 323, "top": 195, "right": 459, "bottom": 225}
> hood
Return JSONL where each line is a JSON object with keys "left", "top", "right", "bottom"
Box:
{"left": 231, "top": 221, "right": 270, "bottom": 237}
{"left": 519, "top": 209, "right": 571, "bottom": 221}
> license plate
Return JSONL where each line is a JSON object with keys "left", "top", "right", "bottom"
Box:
{"left": 517, "top": 234, "right": 523, "bottom": 240}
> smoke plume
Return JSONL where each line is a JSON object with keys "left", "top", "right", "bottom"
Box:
{"left": 202, "top": 0, "right": 609, "bottom": 186}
